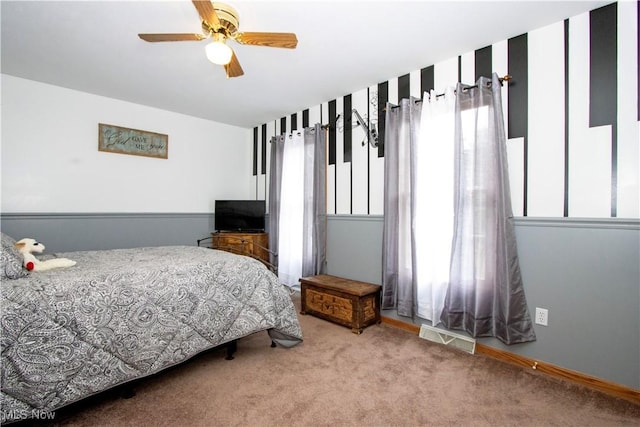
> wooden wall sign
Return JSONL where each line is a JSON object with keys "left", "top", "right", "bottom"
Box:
{"left": 98, "top": 123, "right": 168, "bottom": 159}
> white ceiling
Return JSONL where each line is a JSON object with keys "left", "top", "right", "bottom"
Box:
{"left": 1, "top": 0, "right": 610, "bottom": 128}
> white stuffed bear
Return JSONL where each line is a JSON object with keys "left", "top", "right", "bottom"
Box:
{"left": 14, "top": 238, "right": 76, "bottom": 272}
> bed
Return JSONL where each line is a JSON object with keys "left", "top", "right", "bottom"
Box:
{"left": 0, "top": 233, "right": 302, "bottom": 422}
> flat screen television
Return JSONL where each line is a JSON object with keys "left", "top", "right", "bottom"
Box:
{"left": 214, "top": 200, "right": 266, "bottom": 233}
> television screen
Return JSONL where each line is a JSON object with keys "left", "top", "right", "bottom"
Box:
{"left": 214, "top": 200, "right": 266, "bottom": 232}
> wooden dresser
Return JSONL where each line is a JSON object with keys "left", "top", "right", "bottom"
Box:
{"left": 211, "top": 232, "right": 269, "bottom": 265}
{"left": 299, "top": 275, "right": 381, "bottom": 334}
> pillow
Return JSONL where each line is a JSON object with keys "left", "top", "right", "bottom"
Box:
{"left": 1, "top": 232, "right": 28, "bottom": 279}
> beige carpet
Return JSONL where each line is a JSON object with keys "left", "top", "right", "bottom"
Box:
{"left": 36, "top": 293, "right": 639, "bottom": 427}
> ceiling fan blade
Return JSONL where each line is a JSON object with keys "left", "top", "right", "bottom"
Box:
{"left": 234, "top": 32, "right": 298, "bottom": 49}
{"left": 139, "top": 33, "right": 206, "bottom": 42}
{"left": 224, "top": 51, "right": 244, "bottom": 78}
{"left": 192, "top": 0, "right": 221, "bottom": 31}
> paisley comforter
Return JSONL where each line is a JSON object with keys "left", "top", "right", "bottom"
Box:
{"left": 0, "top": 246, "right": 302, "bottom": 422}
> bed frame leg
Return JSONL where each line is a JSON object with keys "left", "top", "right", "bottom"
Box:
{"left": 271, "top": 341, "right": 276, "bottom": 348}
{"left": 120, "top": 387, "right": 136, "bottom": 399}
{"left": 225, "top": 340, "right": 237, "bottom": 360}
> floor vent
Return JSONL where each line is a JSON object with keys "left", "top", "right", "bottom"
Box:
{"left": 419, "top": 324, "right": 476, "bottom": 354}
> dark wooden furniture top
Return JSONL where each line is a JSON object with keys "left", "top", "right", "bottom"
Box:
{"left": 299, "top": 275, "right": 380, "bottom": 296}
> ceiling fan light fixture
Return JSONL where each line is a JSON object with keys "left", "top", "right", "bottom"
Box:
{"left": 205, "top": 35, "right": 233, "bottom": 65}
{"left": 138, "top": 1, "right": 297, "bottom": 77}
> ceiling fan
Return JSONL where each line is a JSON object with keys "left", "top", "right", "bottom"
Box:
{"left": 138, "top": 0, "right": 298, "bottom": 78}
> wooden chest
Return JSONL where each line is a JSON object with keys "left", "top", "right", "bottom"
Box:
{"left": 299, "top": 275, "right": 381, "bottom": 334}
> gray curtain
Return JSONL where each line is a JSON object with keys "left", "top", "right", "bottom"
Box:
{"left": 381, "top": 97, "right": 422, "bottom": 315}
{"left": 268, "top": 123, "right": 327, "bottom": 281}
{"left": 302, "top": 124, "right": 327, "bottom": 277}
{"left": 268, "top": 135, "right": 285, "bottom": 268}
{"left": 382, "top": 73, "right": 536, "bottom": 345}
{"left": 440, "top": 74, "right": 536, "bottom": 344}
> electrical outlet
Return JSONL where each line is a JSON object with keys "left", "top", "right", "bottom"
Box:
{"left": 535, "top": 307, "right": 548, "bottom": 326}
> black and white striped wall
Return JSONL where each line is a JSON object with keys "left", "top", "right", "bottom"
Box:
{"left": 251, "top": 1, "right": 638, "bottom": 219}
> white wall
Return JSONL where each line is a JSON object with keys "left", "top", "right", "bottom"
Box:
{"left": 1, "top": 75, "right": 252, "bottom": 213}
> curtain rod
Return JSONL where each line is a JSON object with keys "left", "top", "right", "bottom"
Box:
{"left": 434, "top": 74, "right": 511, "bottom": 98}
{"left": 319, "top": 74, "right": 512, "bottom": 127}
{"left": 387, "top": 74, "right": 512, "bottom": 110}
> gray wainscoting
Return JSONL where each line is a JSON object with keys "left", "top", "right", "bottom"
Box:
{"left": 2, "top": 212, "right": 638, "bottom": 389}
{"left": 0, "top": 213, "right": 216, "bottom": 252}
{"left": 326, "top": 215, "right": 640, "bottom": 390}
